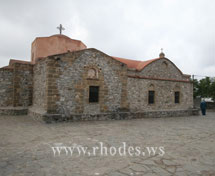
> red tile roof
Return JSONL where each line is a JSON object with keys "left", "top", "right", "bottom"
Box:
{"left": 112, "top": 56, "right": 160, "bottom": 71}
{"left": 112, "top": 56, "right": 190, "bottom": 79}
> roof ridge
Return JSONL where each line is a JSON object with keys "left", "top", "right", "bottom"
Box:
{"left": 112, "top": 56, "right": 160, "bottom": 71}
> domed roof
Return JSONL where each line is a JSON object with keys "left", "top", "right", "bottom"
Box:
{"left": 31, "top": 34, "right": 87, "bottom": 64}
{"left": 49, "top": 34, "right": 74, "bottom": 40}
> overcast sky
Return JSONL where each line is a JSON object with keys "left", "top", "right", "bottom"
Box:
{"left": 0, "top": 0, "right": 214, "bottom": 77}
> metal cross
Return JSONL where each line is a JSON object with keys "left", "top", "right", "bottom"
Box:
{"left": 161, "top": 48, "right": 163, "bottom": 53}
{"left": 57, "top": 24, "right": 65, "bottom": 35}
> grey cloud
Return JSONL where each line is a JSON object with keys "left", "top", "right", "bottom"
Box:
{"left": 0, "top": 0, "right": 214, "bottom": 77}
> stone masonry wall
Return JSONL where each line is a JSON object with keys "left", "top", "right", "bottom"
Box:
{"left": 13, "top": 63, "right": 33, "bottom": 107}
{"left": 0, "top": 68, "right": 13, "bottom": 107}
{"left": 32, "top": 59, "right": 47, "bottom": 112}
{"left": 29, "top": 49, "right": 195, "bottom": 120}
{"left": 126, "top": 58, "right": 193, "bottom": 112}
{"left": 127, "top": 78, "right": 193, "bottom": 112}
{"left": 42, "top": 109, "right": 198, "bottom": 123}
{"left": 45, "top": 49, "right": 128, "bottom": 116}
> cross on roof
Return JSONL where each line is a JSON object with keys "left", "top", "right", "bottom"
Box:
{"left": 57, "top": 24, "right": 65, "bottom": 35}
{"left": 161, "top": 48, "right": 163, "bottom": 53}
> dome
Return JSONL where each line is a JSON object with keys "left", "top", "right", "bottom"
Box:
{"left": 31, "top": 34, "right": 87, "bottom": 64}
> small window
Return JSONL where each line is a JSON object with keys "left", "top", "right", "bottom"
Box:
{"left": 162, "top": 61, "right": 168, "bottom": 68}
{"left": 175, "top": 91, "right": 180, "bottom": 103}
{"left": 89, "top": 86, "right": 99, "bottom": 103}
{"left": 148, "top": 91, "right": 155, "bottom": 104}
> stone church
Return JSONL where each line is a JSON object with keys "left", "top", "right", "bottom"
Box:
{"left": 0, "top": 31, "right": 197, "bottom": 122}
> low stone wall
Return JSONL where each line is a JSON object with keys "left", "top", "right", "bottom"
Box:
{"left": 30, "top": 109, "right": 199, "bottom": 123}
{"left": 0, "top": 107, "right": 28, "bottom": 116}
{"left": 194, "top": 98, "right": 201, "bottom": 108}
{"left": 194, "top": 98, "right": 215, "bottom": 110}
{"left": 207, "top": 102, "right": 215, "bottom": 109}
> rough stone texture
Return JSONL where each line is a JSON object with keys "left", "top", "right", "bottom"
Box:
{"left": 207, "top": 102, "right": 215, "bottom": 109}
{"left": 28, "top": 49, "right": 195, "bottom": 120}
{"left": 0, "top": 62, "right": 33, "bottom": 108}
{"left": 1, "top": 48, "right": 195, "bottom": 120}
{"left": 127, "top": 78, "right": 193, "bottom": 112}
{"left": 45, "top": 49, "right": 128, "bottom": 116}
{"left": 28, "top": 107, "right": 45, "bottom": 122}
{"left": 32, "top": 59, "right": 47, "bottom": 113}
{"left": 138, "top": 58, "right": 188, "bottom": 81}
{"left": 0, "top": 107, "right": 28, "bottom": 115}
{"left": 13, "top": 63, "right": 33, "bottom": 107}
{"left": 41, "top": 109, "right": 199, "bottom": 123}
{"left": 194, "top": 97, "right": 201, "bottom": 108}
{"left": 45, "top": 58, "right": 61, "bottom": 114}
{"left": 125, "top": 58, "right": 193, "bottom": 112}
{"left": 0, "top": 68, "right": 13, "bottom": 106}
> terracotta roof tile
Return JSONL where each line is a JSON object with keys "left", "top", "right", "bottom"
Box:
{"left": 112, "top": 56, "right": 160, "bottom": 71}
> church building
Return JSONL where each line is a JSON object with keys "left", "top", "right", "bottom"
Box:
{"left": 0, "top": 28, "right": 197, "bottom": 122}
